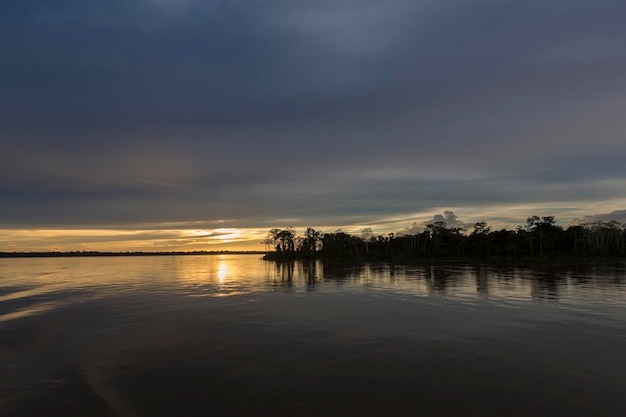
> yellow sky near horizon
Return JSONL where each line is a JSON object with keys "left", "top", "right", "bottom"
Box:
{"left": 2, "top": 201, "right": 625, "bottom": 252}
{"left": 0, "top": 228, "right": 268, "bottom": 252}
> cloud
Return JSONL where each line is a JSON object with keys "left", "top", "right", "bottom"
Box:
{"left": 396, "top": 210, "right": 471, "bottom": 235}
{"left": 0, "top": 227, "right": 268, "bottom": 252}
{"left": 426, "top": 211, "right": 464, "bottom": 228}
{"left": 4, "top": 0, "right": 624, "bottom": 132}
{"left": 569, "top": 210, "right": 626, "bottom": 226}
{"left": 2, "top": 0, "right": 626, "bottom": 246}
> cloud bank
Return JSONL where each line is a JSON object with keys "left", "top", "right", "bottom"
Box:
{"left": 2, "top": 0, "right": 626, "bottom": 249}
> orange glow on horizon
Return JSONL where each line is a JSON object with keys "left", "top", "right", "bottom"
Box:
{"left": 0, "top": 227, "right": 267, "bottom": 253}
{"left": 3, "top": 198, "right": 626, "bottom": 252}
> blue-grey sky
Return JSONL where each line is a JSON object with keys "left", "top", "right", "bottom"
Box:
{"left": 2, "top": 0, "right": 626, "bottom": 250}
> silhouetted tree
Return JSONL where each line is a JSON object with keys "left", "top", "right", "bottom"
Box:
{"left": 469, "top": 221, "right": 491, "bottom": 256}
{"left": 263, "top": 215, "right": 625, "bottom": 260}
{"left": 268, "top": 228, "right": 296, "bottom": 254}
{"left": 301, "top": 227, "right": 322, "bottom": 256}
{"left": 526, "top": 216, "right": 561, "bottom": 256}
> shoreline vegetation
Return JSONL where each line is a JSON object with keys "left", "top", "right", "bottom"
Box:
{"left": 0, "top": 250, "right": 266, "bottom": 258}
{"left": 262, "top": 216, "right": 626, "bottom": 261}
{"left": 3, "top": 216, "right": 625, "bottom": 261}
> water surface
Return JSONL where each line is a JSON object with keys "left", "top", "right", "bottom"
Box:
{"left": 1, "top": 255, "right": 625, "bottom": 416}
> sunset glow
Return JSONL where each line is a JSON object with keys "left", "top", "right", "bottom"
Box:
{"left": 2, "top": 196, "right": 626, "bottom": 253}
{"left": 2, "top": 1, "right": 625, "bottom": 252}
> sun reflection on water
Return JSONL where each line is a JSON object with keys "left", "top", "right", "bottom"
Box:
{"left": 217, "top": 260, "right": 228, "bottom": 282}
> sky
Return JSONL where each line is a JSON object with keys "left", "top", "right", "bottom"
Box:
{"left": 2, "top": 0, "right": 626, "bottom": 252}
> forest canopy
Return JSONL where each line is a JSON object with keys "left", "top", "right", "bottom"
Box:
{"left": 263, "top": 216, "right": 626, "bottom": 259}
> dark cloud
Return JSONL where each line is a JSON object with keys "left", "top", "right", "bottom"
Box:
{"left": 2, "top": 0, "right": 626, "bottom": 238}
{"left": 4, "top": 0, "right": 625, "bottom": 129}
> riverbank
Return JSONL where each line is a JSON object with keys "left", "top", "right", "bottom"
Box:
{"left": 0, "top": 251, "right": 265, "bottom": 258}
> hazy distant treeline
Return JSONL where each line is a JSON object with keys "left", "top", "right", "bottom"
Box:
{"left": 263, "top": 217, "right": 626, "bottom": 259}
{"left": 0, "top": 250, "right": 265, "bottom": 258}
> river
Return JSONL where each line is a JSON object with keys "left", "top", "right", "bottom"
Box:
{"left": 1, "top": 255, "right": 625, "bottom": 416}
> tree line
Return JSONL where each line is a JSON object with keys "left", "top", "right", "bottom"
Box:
{"left": 263, "top": 217, "right": 626, "bottom": 259}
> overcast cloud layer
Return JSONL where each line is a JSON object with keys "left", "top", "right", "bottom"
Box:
{"left": 2, "top": 0, "right": 626, "bottom": 249}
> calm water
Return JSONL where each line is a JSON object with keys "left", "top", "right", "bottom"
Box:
{"left": 1, "top": 255, "right": 626, "bottom": 416}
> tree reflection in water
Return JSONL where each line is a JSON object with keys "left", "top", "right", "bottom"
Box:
{"left": 265, "top": 259, "right": 626, "bottom": 302}
{"left": 2, "top": 256, "right": 626, "bottom": 417}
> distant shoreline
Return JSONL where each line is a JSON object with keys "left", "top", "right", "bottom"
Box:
{"left": 261, "top": 252, "right": 625, "bottom": 263}
{"left": 0, "top": 251, "right": 267, "bottom": 258}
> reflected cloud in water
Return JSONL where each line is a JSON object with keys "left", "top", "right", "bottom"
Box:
{"left": 1, "top": 256, "right": 625, "bottom": 324}
{"left": 2, "top": 255, "right": 626, "bottom": 416}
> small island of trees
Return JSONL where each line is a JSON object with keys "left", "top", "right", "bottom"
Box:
{"left": 262, "top": 216, "right": 626, "bottom": 260}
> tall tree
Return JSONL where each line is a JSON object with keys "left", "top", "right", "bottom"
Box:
{"left": 268, "top": 228, "right": 296, "bottom": 253}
